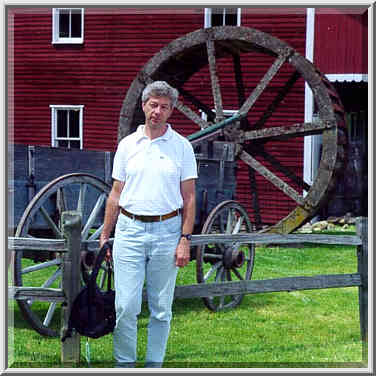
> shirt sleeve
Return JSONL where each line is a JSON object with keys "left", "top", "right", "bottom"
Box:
{"left": 181, "top": 139, "right": 198, "bottom": 181}
{"left": 112, "top": 140, "right": 127, "bottom": 182}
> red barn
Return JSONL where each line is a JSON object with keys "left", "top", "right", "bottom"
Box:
{"left": 7, "top": 7, "right": 369, "bottom": 229}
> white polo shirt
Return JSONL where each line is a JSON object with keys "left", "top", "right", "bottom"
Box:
{"left": 112, "top": 124, "right": 198, "bottom": 215}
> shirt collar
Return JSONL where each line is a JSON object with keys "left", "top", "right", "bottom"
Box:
{"left": 135, "top": 123, "right": 173, "bottom": 143}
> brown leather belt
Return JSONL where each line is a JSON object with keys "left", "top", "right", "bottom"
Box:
{"left": 120, "top": 207, "right": 181, "bottom": 222}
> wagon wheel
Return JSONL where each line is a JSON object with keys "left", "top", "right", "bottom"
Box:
{"left": 119, "top": 26, "right": 346, "bottom": 233}
{"left": 196, "top": 200, "right": 255, "bottom": 311}
{"left": 14, "top": 173, "right": 112, "bottom": 337}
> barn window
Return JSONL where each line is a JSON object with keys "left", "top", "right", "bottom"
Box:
{"left": 204, "top": 8, "right": 241, "bottom": 27}
{"left": 50, "top": 105, "right": 84, "bottom": 149}
{"left": 52, "top": 8, "right": 84, "bottom": 44}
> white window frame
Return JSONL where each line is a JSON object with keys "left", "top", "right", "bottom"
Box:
{"left": 204, "top": 8, "right": 241, "bottom": 28}
{"left": 50, "top": 105, "right": 84, "bottom": 149}
{"left": 52, "top": 8, "right": 84, "bottom": 44}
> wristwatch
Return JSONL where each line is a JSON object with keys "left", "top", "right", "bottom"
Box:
{"left": 181, "top": 233, "right": 192, "bottom": 241}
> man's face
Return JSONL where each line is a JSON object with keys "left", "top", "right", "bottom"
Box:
{"left": 142, "top": 95, "right": 173, "bottom": 129}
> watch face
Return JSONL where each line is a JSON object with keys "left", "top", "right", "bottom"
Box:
{"left": 182, "top": 234, "right": 192, "bottom": 240}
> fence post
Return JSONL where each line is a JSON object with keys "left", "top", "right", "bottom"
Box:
{"left": 356, "top": 217, "right": 368, "bottom": 358}
{"left": 61, "top": 211, "right": 82, "bottom": 365}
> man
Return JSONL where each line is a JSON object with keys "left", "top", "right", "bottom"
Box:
{"left": 100, "top": 81, "right": 197, "bottom": 368}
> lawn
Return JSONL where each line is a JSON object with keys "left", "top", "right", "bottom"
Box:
{"left": 8, "top": 226, "right": 367, "bottom": 369}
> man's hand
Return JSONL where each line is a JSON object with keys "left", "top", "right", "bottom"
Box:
{"left": 175, "top": 238, "right": 190, "bottom": 267}
{"left": 100, "top": 236, "right": 112, "bottom": 262}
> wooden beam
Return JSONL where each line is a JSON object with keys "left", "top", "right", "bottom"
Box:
{"left": 8, "top": 287, "right": 65, "bottom": 302}
{"left": 82, "top": 233, "right": 361, "bottom": 252}
{"left": 356, "top": 217, "right": 368, "bottom": 348}
{"left": 61, "top": 211, "right": 81, "bottom": 365}
{"left": 8, "top": 237, "right": 67, "bottom": 252}
{"left": 172, "top": 274, "right": 362, "bottom": 300}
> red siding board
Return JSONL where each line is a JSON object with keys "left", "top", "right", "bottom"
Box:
{"left": 314, "top": 9, "right": 368, "bottom": 74}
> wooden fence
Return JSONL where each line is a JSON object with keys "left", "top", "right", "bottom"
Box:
{"left": 8, "top": 213, "right": 368, "bottom": 365}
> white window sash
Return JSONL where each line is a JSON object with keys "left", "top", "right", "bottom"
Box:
{"left": 50, "top": 105, "right": 84, "bottom": 149}
{"left": 204, "top": 8, "right": 241, "bottom": 28}
{"left": 52, "top": 8, "right": 84, "bottom": 44}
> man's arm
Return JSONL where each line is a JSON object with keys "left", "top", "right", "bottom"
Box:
{"left": 100, "top": 179, "right": 125, "bottom": 249}
{"left": 175, "top": 178, "right": 196, "bottom": 267}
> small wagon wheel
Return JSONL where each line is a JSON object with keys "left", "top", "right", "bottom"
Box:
{"left": 14, "top": 173, "right": 112, "bottom": 337}
{"left": 196, "top": 200, "right": 255, "bottom": 311}
{"left": 119, "top": 26, "right": 346, "bottom": 233}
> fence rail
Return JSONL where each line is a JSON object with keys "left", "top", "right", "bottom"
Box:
{"left": 8, "top": 214, "right": 368, "bottom": 365}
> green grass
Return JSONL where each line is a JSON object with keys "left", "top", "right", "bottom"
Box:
{"left": 8, "top": 226, "right": 367, "bottom": 368}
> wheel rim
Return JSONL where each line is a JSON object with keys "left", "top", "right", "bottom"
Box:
{"left": 119, "top": 26, "right": 346, "bottom": 232}
{"left": 14, "top": 173, "right": 112, "bottom": 337}
{"left": 196, "top": 200, "right": 255, "bottom": 311}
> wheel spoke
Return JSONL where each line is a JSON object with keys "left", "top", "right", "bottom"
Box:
{"left": 22, "top": 258, "right": 61, "bottom": 274}
{"left": 175, "top": 100, "right": 210, "bottom": 129}
{"left": 81, "top": 192, "right": 107, "bottom": 240}
{"left": 39, "top": 206, "right": 63, "bottom": 238}
{"left": 243, "top": 120, "right": 335, "bottom": 142}
{"left": 77, "top": 182, "right": 88, "bottom": 214}
{"left": 232, "top": 52, "right": 251, "bottom": 131}
{"left": 41, "top": 267, "right": 62, "bottom": 288}
{"left": 240, "top": 150, "right": 304, "bottom": 206}
{"left": 206, "top": 39, "right": 224, "bottom": 122}
{"left": 43, "top": 302, "right": 57, "bottom": 327}
{"left": 232, "top": 267, "right": 244, "bottom": 281}
{"left": 225, "top": 210, "right": 233, "bottom": 234}
{"left": 56, "top": 187, "right": 67, "bottom": 215}
{"left": 204, "top": 261, "right": 222, "bottom": 282}
{"left": 239, "top": 52, "right": 289, "bottom": 115}
{"left": 232, "top": 216, "right": 244, "bottom": 234}
{"left": 253, "top": 70, "right": 301, "bottom": 129}
{"left": 179, "top": 87, "right": 216, "bottom": 122}
{"left": 249, "top": 146, "right": 311, "bottom": 192}
{"left": 88, "top": 224, "right": 104, "bottom": 240}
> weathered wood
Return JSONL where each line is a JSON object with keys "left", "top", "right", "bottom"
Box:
{"left": 356, "top": 217, "right": 368, "bottom": 347}
{"left": 243, "top": 120, "right": 335, "bottom": 142}
{"left": 146, "top": 273, "right": 361, "bottom": 300}
{"left": 189, "top": 233, "right": 361, "bottom": 246}
{"left": 239, "top": 51, "right": 290, "bottom": 115}
{"left": 8, "top": 287, "right": 64, "bottom": 302}
{"left": 206, "top": 39, "right": 224, "bottom": 122}
{"left": 240, "top": 150, "right": 305, "bottom": 206}
{"left": 61, "top": 211, "right": 81, "bottom": 365}
{"left": 8, "top": 236, "right": 67, "bottom": 252}
{"left": 82, "top": 233, "right": 361, "bottom": 252}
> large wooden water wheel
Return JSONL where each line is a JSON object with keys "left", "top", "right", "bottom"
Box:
{"left": 118, "top": 26, "right": 347, "bottom": 234}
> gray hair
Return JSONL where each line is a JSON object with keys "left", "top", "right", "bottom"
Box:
{"left": 141, "top": 81, "right": 179, "bottom": 108}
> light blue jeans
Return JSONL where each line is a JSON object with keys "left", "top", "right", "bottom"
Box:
{"left": 112, "top": 212, "right": 181, "bottom": 367}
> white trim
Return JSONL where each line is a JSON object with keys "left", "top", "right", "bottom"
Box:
{"left": 204, "top": 8, "right": 211, "bottom": 28}
{"left": 50, "top": 105, "right": 84, "bottom": 149}
{"left": 52, "top": 8, "right": 84, "bottom": 44}
{"left": 303, "top": 8, "right": 317, "bottom": 196}
{"left": 325, "top": 74, "right": 368, "bottom": 82}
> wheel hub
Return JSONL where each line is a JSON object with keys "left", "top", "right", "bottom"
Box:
{"left": 223, "top": 246, "right": 245, "bottom": 269}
